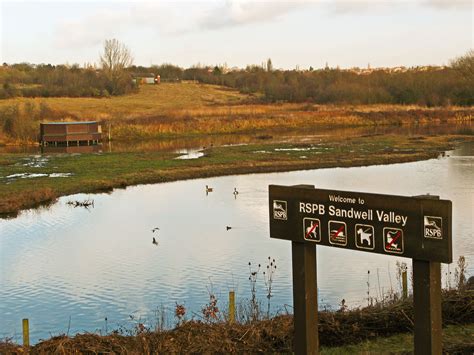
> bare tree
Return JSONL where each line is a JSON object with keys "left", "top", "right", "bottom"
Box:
{"left": 100, "top": 39, "right": 134, "bottom": 94}
{"left": 450, "top": 49, "right": 474, "bottom": 83}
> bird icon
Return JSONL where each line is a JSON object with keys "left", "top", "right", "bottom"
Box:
{"left": 152, "top": 227, "right": 160, "bottom": 233}
{"left": 152, "top": 237, "right": 158, "bottom": 245}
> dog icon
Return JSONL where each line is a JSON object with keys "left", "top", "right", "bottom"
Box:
{"left": 357, "top": 228, "right": 372, "bottom": 246}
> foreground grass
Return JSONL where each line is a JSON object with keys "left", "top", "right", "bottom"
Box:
{"left": 321, "top": 323, "right": 474, "bottom": 354}
{"left": 1, "top": 133, "right": 472, "bottom": 217}
{"left": 0, "top": 288, "right": 472, "bottom": 353}
{"left": 2, "top": 324, "right": 472, "bottom": 354}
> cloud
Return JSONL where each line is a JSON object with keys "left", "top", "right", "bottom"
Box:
{"left": 325, "top": 0, "right": 471, "bottom": 14}
{"left": 54, "top": 1, "right": 310, "bottom": 49}
{"left": 196, "top": 1, "right": 307, "bottom": 30}
{"left": 423, "top": 0, "right": 472, "bottom": 9}
{"left": 53, "top": 0, "right": 471, "bottom": 49}
{"left": 55, "top": 10, "right": 128, "bottom": 48}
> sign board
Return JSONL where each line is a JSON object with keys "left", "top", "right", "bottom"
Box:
{"left": 269, "top": 185, "right": 452, "bottom": 263}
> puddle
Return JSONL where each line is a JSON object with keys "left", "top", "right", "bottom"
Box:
{"left": 6, "top": 173, "right": 48, "bottom": 179}
{"left": 220, "top": 143, "right": 249, "bottom": 148}
{"left": 274, "top": 147, "right": 313, "bottom": 152}
{"left": 20, "top": 155, "right": 49, "bottom": 168}
{"left": 49, "top": 173, "right": 73, "bottom": 178}
{"left": 174, "top": 149, "right": 205, "bottom": 160}
{"left": 3, "top": 172, "right": 73, "bottom": 180}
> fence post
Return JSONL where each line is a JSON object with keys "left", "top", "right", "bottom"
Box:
{"left": 229, "top": 291, "right": 235, "bottom": 323}
{"left": 402, "top": 269, "right": 408, "bottom": 299}
{"left": 22, "top": 318, "right": 29, "bottom": 347}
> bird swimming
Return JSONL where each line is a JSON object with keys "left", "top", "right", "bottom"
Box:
{"left": 226, "top": 226, "right": 232, "bottom": 231}
{"left": 206, "top": 185, "right": 213, "bottom": 193}
{"left": 233, "top": 188, "right": 238, "bottom": 196}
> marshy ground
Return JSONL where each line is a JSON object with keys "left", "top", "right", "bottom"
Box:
{"left": 1, "top": 132, "right": 473, "bottom": 217}
{"left": 1, "top": 84, "right": 473, "bottom": 216}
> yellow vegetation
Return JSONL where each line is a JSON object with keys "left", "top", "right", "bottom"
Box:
{"left": 0, "top": 82, "right": 472, "bottom": 144}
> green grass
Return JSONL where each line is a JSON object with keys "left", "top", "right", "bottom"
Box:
{"left": 321, "top": 323, "right": 474, "bottom": 354}
{"left": 1, "top": 134, "right": 469, "bottom": 216}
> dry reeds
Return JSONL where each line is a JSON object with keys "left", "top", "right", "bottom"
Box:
{"left": 1, "top": 83, "right": 472, "bottom": 145}
{"left": 0, "top": 188, "right": 57, "bottom": 217}
{"left": 1, "top": 289, "right": 471, "bottom": 353}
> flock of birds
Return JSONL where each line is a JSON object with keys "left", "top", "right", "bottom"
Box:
{"left": 152, "top": 185, "right": 239, "bottom": 245}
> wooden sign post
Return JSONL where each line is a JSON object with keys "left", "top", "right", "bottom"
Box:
{"left": 269, "top": 185, "right": 452, "bottom": 355}
{"left": 292, "top": 241, "right": 318, "bottom": 354}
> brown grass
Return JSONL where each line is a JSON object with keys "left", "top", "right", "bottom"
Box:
{"left": 1, "top": 83, "right": 472, "bottom": 144}
{"left": 1, "top": 290, "right": 471, "bottom": 354}
{"left": 107, "top": 105, "right": 474, "bottom": 141}
{"left": 0, "top": 188, "right": 57, "bottom": 217}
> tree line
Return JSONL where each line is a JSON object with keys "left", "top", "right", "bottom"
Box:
{"left": 1, "top": 44, "right": 472, "bottom": 106}
{"left": 0, "top": 39, "right": 136, "bottom": 99}
{"left": 159, "top": 51, "right": 473, "bottom": 106}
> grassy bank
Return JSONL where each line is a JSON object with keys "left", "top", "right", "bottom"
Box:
{"left": 1, "top": 289, "right": 472, "bottom": 353}
{"left": 1, "top": 133, "right": 472, "bottom": 217}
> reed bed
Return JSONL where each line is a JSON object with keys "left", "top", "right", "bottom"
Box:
{"left": 1, "top": 83, "right": 472, "bottom": 144}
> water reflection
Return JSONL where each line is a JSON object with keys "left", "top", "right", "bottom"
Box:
{"left": 0, "top": 142, "right": 472, "bottom": 344}
{"left": 1, "top": 122, "right": 471, "bottom": 155}
{"left": 41, "top": 145, "right": 103, "bottom": 154}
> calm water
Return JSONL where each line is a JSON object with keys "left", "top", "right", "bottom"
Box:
{"left": 1, "top": 142, "right": 473, "bottom": 343}
{"left": 1, "top": 122, "right": 471, "bottom": 154}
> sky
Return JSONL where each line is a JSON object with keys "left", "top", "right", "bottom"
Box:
{"left": 0, "top": 0, "right": 472, "bottom": 69}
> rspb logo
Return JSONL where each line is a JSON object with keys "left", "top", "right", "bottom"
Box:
{"left": 424, "top": 216, "right": 443, "bottom": 239}
{"left": 273, "top": 200, "right": 288, "bottom": 220}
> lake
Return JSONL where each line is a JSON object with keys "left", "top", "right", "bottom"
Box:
{"left": 0, "top": 142, "right": 473, "bottom": 343}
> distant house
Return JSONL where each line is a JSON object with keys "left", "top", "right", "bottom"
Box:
{"left": 132, "top": 73, "right": 160, "bottom": 85}
{"left": 40, "top": 121, "right": 102, "bottom": 146}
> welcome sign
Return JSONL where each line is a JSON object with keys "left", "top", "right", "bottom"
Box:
{"left": 269, "top": 185, "right": 452, "bottom": 263}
